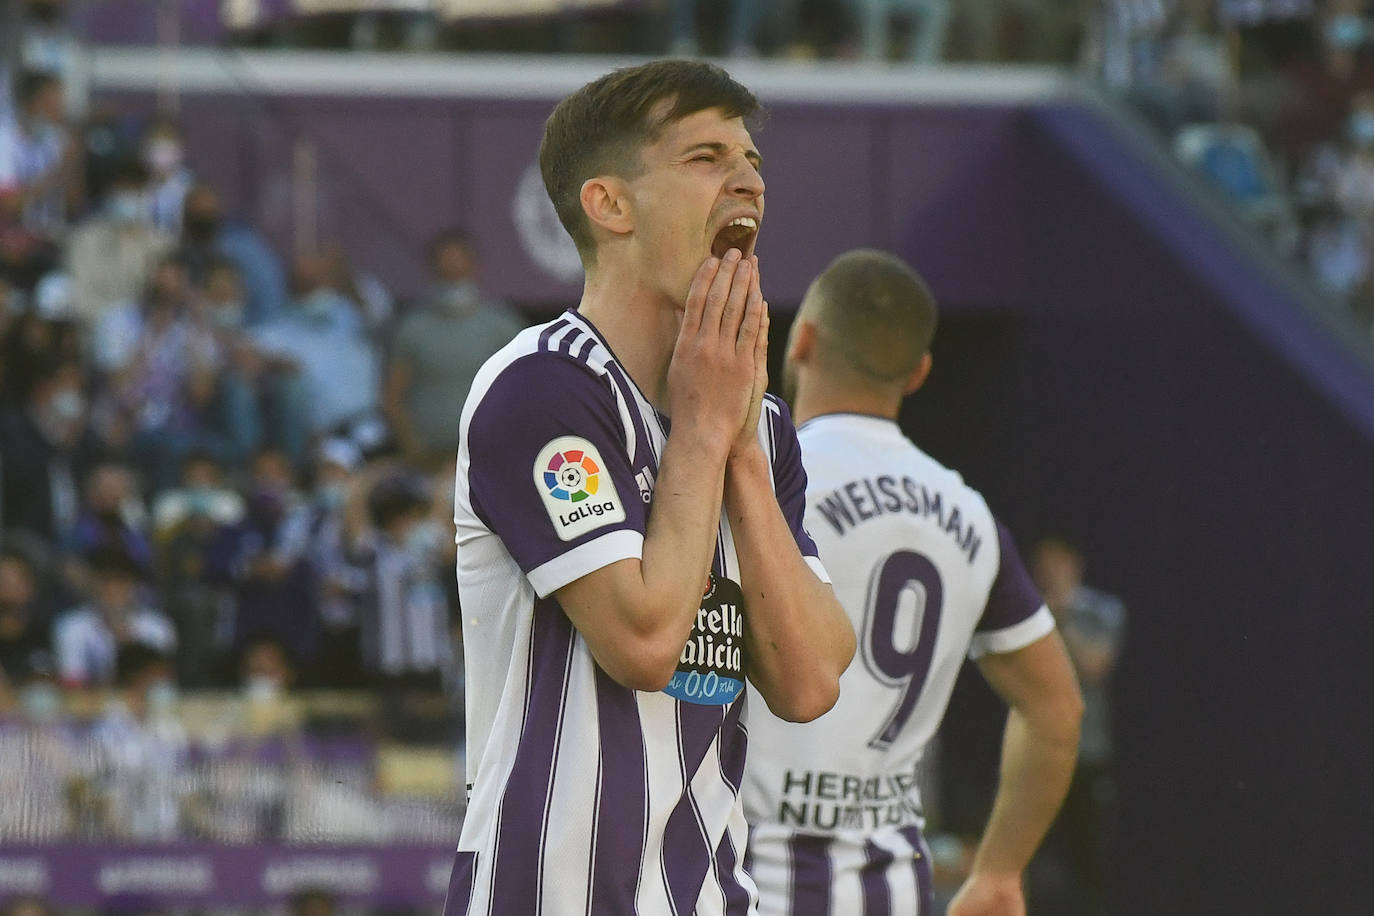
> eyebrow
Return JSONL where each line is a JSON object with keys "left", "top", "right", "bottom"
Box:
{"left": 683, "top": 141, "right": 763, "bottom": 170}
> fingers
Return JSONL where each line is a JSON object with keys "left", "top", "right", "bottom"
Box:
{"left": 681, "top": 256, "right": 721, "bottom": 335}
{"left": 756, "top": 302, "right": 770, "bottom": 368}
{"left": 701, "top": 247, "right": 742, "bottom": 335}
{"left": 736, "top": 256, "right": 765, "bottom": 354}
{"left": 718, "top": 249, "right": 751, "bottom": 338}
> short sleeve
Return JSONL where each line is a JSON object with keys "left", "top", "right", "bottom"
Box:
{"left": 968, "top": 521, "right": 1055, "bottom": 659}
{"left": 466, "top": 353, "right": 647, "bottom": 598}
{"left": 764, "top": 396, "right": 829, "bottom": 583}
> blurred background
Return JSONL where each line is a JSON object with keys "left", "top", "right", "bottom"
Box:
{"left": 1, "top": 1, "right": 1372, "bottom": 914}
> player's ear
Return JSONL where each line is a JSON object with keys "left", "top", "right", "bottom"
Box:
{"left": 904, "top": 352, "right": 933, "bottom": 395}
{"left": 580, "top": 177, "right": 633, "bottom": 238}
{"left": 788, "top": 319, "right": 817, "bottom": 365}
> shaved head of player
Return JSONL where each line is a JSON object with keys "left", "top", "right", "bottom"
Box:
{"left": 445, "top": 61, "right": 855, "bottom": 916}
{"left": 744, "top": 249, "right": 1084, "bottom": 916}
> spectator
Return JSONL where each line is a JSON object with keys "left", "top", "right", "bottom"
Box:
{"left": 357, "top": 471, "right": 452, "bottom": 692}
{"left": 307, "top": 438, "right": 368, "bottom": 688}
{"left": 90, "top": 643, "right": 189, "bottom": 840}
{"left": 854, "top": 0, "right": 953, "bottom": 62}
{"left": 384, "top": 230, "right": 523, "bottom": 468}
{"left": 205, "top": 448, "right": 318, "bottom": 669}
{"left": 0, "top": 356, "right": 99, "bottom": 542}
{"left": 667, "top": 0, "right": 792, "bottom": 57}
{"left": 251, "top": 257, "right": 380, "bottom": 458}
{"left": 151, "top": 449, "right": 246, "bottom": 538}
{"left": 0, "top": 71, "right": 76, "bottom": 288}
{"left": 152, "top": 451, "right": 244, "bottom": 687}
{"left": 241, "top": 634, "right": 295, "bottom": 703}
{"left": 93, "top": 254, "right": 261, "bottom": 484}
{"left": 17, "top": 0, "right": 81, "bottom": 93}
{"left": 0, "top": 548, "right": 50, "bottom": 689}
{"left": 320, "top": 245, "right": 394, "bottom": 338}
{"left": 1331, "top": 90, "right": 1374, "bottom": 218}
{"left": 52, "top": 547, "right": 176, "bottom": 688}
{"left": 1032, "top": 536, "right": 1127, "bottom": 916}
{"left": 0, "top": 270, "right": 81, "bottom": 404}
{"left": 0, "top": 653, "right": 88, "bottom": 842}
{"left": 1273, "top": 0, "right": 1374, "bottom": 170}
{"left": 0, "top": 70, "right": 77, "bottom": 242}
{"left": 65, "top": 462, "right": 152, "bottom": 571}
{"left": 180, "top": 183, "right": 287, "bottom": 326}
{"left": 142, "top": 119, "right": 194, "bottom": 236}
{"left": 65, "top": 158, "right": 173, "bottom": 324}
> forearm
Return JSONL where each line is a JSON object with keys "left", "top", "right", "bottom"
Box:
{"left": 725, "top": 449, "right": 854, "bottom": 721}
{"left": 971, "top": 707, "right": 1080, "bottom": 877}
{"left": 634, "top": 427, "right": 730, "bottom": 635}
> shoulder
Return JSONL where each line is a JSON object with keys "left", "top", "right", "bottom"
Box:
{"left": 54, "top": 606, "right": 98, "bottom": 634}
{"left": 134, "top": 609, "right": 176, "bottom": 640}
{"left": 463, "top": 315, "right": 620, "bottom": 429}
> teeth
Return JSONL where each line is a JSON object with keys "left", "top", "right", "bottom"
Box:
{"left": 727, "top": 217, "right": 758, "bottom": 230}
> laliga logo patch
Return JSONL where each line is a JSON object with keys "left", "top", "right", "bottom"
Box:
{"left": 534, "top": 436, "right": 626, "bottom": 542}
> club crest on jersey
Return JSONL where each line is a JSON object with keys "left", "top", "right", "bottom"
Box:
{"left": 533, "top": 436, "right": 626, "bottom": 541}
{"left": 665, "top": 572, "right": 746, "bottom": 706}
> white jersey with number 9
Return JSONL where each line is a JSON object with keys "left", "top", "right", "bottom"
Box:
{"left": 742, "top": 413, "right": 1055, "bottom": 916}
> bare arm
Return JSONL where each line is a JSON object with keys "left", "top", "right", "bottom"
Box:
{"left": 725, "top": 449, "right": 853, "bottom": 722}
{"left": 555, "top": 253, "right": 763, "bottom": 691}
{"left": 949, "top": 631, "right": 1083, "bottom": 916}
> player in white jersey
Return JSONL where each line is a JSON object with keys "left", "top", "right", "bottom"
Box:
{"left": 743, "top": 250, "right": 1084, "bottom": 916}
{"left": 445, "top": 61, "right": 856, "bottom": 916}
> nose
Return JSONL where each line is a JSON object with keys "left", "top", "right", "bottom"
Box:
{"left": 729, "top": 156, "right": 765, "bottom": 201}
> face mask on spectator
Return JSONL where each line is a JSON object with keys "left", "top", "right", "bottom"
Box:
{"left": 47, "top": 388, "right": 84, "bottom": 424}
{"left": 21, "top": 683, "right": 62, "bottom": 724}
{"left": 1351, "top": 112, "right": 1374, "bottom": 147}
{"left": 145, "top": 138, "right": 183, "bottom": 175}
{"left": 298, "top": 290, "right": 336, "bottom": 322}
{"left": 212, "top": 301, "right": 245, "bottom": 329}
{"left": 1327, "top": 15, "right": 1366, "bottom": 50}
{"left": 245, "top": 675, "right": 283, "bottom": 703}
{"left": 317, "top": 481, "right": 347, "bottom": 511}
{"left": 186, "top": 486, "right": 216, "bottom": 518}
{"left": 107, "top": 191, "right": 149, "bottom": 224}
{"left": 439, "top": 280, "right": 480, "bottom": 313}
{"left": 146, "top": 680, "right": 178, "bottom": 716}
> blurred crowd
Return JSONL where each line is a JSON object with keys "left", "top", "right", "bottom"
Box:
{"left": 1092, "top": 0, "right": 1374, "bottom": 334}
{"left": 0, "top": 0, "right": 530, "bottom": 863}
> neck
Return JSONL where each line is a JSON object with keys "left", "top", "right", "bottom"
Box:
{"left": 577, "top": 264, "right": 681, "bottom": 411}
{"left": 790, "top": 374, "right": 904, "bottom": 427}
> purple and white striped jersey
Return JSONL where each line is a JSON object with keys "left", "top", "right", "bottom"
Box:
{"left": 742, "top": 414, "right": 1055, "bottom": 916}
{"left": 447, "top": 309, "right": 828, "bottom": 916}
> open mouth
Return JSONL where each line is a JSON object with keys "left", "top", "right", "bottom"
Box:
{"left": 711, "top": 216, "right": 759, "bottom": 260}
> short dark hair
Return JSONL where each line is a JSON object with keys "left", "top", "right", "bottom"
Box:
{"left": 114, "top": 642, "right": 170, "bottom": 688}
{"left": 367, "top": 471, "right": 430, "bottom": 529}
{"left": 17, "top": 70, "right": 61, "bottom": 108}
{"left": 109, "top": 157, "right": 152, "bottom": 189}
{"left": 86, "top": 546, "right": 143, "bottom": 581}
{"left": 806, "top": 249, "right": 938, "bottom": 384}
{"left": 539, "top": 59, "right": 761, "bottom": 263}
{"left": 0, "top": 546, "right": 36, "bottom": 580}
